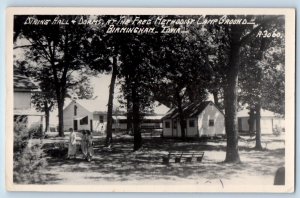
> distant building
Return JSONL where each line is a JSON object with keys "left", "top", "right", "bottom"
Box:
{"left": 14, "top": 74, "right": 44, "bottom": 130}
{"left": 63, "top": 99, "right": 111, "bottom": 132}
{"left": 237, "top": 109, "right": 285, "bottom": 134}
{"left": 162, "top": 101, "right": 225, "bottom": 138}
{"left": 63, "top": 99, "right": 169, "bottom": 132}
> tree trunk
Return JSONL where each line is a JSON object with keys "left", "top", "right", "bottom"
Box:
{"left": 57, "top": 100, "right": 64, "bottom": 137}
{"left": 212, "top": 90, "right": 220, "bottom": 107}
{"left": 248, "top": 107, "right": 255, "bottom": 136}
{"left": 126, "top": 100, "right": 132, "bottom": 134}
{"left": 255, "top": 103, "right": 263, "bottom": 150}
{"left": 105, "top": 56, "right": 117, "bottom": 147}
{"left": 44, "top": 107, "right": 50, "bottom": 133}
{"left": 224, "top": 42, "right": 241, "bottom": 163}
{"left": 132, "top": 85, "right": 142, "bottom": 151}
{"left": 175, "top": 90, "right": 186, "bottom": 139}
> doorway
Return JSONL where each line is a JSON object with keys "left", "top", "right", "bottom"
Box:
{"left": 73, "top": 120, "right": 78, "bottom": 131}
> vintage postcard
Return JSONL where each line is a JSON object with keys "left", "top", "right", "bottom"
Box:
{"left": 6, "top": 8, "right": 295, "bottom": 192}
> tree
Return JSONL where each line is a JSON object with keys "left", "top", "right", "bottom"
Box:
{"left": 239, "top": 25, "right": 285, "bottom": 149}
{"left": 14, "top": 15, "right": 94, "bottom": 136}
{"left": 151, "top": 33, "right": 211, "bottom": 139}
{"left": 222, "top": 16, "right": 283, "bottom": 161}
{"left": 85, "top": 23, "right": 122, "bottom": 147}
{"left": 190, "top": 15, "right": 282, "bottom": 162}
{"left": 118, "top": 35, "right": 158, "bottom": 150}
{"left": 86, "top": 15, "right": 160, "bottom": 149}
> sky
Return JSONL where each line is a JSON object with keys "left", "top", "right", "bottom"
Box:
{"left": 49, "top": 73, "right": 120, "bottom": 124}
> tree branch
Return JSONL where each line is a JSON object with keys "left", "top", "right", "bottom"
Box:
{"left": 240, "top": 16, "right": 280, "bottom": 45}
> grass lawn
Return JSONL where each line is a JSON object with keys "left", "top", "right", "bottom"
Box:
{"left": 35, "top": 132, "right": 285, "bottom": 186}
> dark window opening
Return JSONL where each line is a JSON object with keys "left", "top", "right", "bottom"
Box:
{"left": 209, "top": 119, "right": 214, "bottom": 127}
{"left": 74, "top": 105, "right": 77, "bottom": 116}
{"left": 99, "top": 115, "right": 104, "bottom": 123}
{"left": 80, "top": 116, "right": 88, "bottom": 125}
{"left": 165, "top": 121, "right": 170, "bottom": 128}
{"left": 189, "top": 120, "right": 195, "bottom": 127}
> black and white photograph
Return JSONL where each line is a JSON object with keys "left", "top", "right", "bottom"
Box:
{"left": 6, "top": 8, "right": 295, "bottom": 192}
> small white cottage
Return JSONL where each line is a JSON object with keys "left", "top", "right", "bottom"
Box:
{"left": 162, "top": 101, "right": 225, "bottom": 138}
{"left": 237, "top": 109, "right": 285, "bottom": 134}
{"left": 63, "top": 99, "right": 117, "bottom": 132}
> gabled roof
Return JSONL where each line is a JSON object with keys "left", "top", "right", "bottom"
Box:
{"left": 152, "top": 102, "right": 170, "bottom": 115}
{"left": 237, "top": 109, "right": 282, "bottom": 118}
{"left": 14, "top": 74, "right": 38, "bottom": 90}
{"left": 66, "top": 99, "right": 169, "bottom": 115}
{"left": 162, "top": 101, "right": 221, "bottom": 120}
{"left": 74, "top": 99, "right": 114, "bottom": 113}
{"left": 14, "top": 108, "right": 44, "bottom": 116}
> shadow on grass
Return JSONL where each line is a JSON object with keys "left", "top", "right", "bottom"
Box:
{"left": 40, "top": 135, "right": 285, "bottom": 183}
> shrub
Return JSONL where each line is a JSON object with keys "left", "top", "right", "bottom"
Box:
{"left": 43, "top": 142, "right": 68, "bottom": 158}
{"left": 273, "top": 126, "right": 283, "bottom": 136}
{"left": 28, "top": 123, "right": 44, "bottom": 139}
{"left": 13, "top": 120, "right": 47, "bottom": 184}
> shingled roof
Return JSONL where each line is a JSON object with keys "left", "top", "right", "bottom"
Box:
{"left": 14, "top": 74, "right": 38, "bottom": 90}
{"left": 162, "top": 101, "right": 222, "bottom": 120}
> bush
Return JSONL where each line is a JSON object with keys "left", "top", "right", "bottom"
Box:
{"left": 273, "top": 126, "right": 283, "bottom": 136}
{"left": 28, "top": 124, "right": 44, "bottom": 139}
{"left": 13, "top": 120, "right": 47, "bottom": 184}
{"left": 43, "top": 142, "right": 68, "bottom": 158}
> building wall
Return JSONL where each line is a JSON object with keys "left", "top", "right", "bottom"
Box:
{"left": 162, "top": 119, "right": 173, "bottom": 137}
{"left": 198, "top": 104, "right": 225, "bottom": 137}
{"left": 172, "top": 118, "right": 198, "bottom": 137}
{"left": 28, "top": 116, "right": 44, "bottom": 131}
{"left": 63, "top": 101, "right": 93, "bottom": 131}
{"left": 238, "top": 117, "right": 251, "bottom": 132}
{"left": 186, "top": 118, "right": 198, "bottom": 137}
{"left": 163, "top": 105, "right": 225, "bottom": 138}
{"left": 14, "top": 91, "right": 44, "bottom": 131}
{"left": 238, "top": 116, "right": 285, "bottom": 134}
{"left": 14, "top": 92, "right": 31, "bottom": 110}
{"left": 92, "top": 113, "right": 107, "bottom": 132}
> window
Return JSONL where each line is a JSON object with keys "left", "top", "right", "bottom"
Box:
{"left": 189, "top": 120, "right": 195, "bottom": 127}
{"left": 99, "top": 115, "right": 104, "bottom": 123}
{"left": 80, "top": 116, "right": 88, "bottom": 125}
{"left": 209, "top": 119, "right": 214, "bottom": 127}
{"left": 74, "top": 105, "right": 77, "bottom": 116}
{"left": 165, "top": 121, "right": 170, "bottom": 128}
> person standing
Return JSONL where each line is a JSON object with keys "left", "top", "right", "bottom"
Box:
{"left": 67, "top": 128, "right": 77, "bottom": 159}
{"left": 86, "top": 130, "right": 94, "bottom": 162}
{"left": 81, "top": 130, "right": 88, "bottom": 159}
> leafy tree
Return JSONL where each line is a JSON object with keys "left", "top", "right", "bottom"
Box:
{"left": 118, "top": 33, "right": 159, "bottom": 150}
{"left": 87, "top": 15, "right": 163, "bottom": 150}
{"left": 239, "top": 26, "right": 285, "bottom": 149}
{"left": 14, "top": 15, "right": 95, "bottom": 136}
{"left": 152, "top": 33, "right": 209, "bottom": 139}
{"left": 191, "top": 15, "right": 283, "bottom": 162}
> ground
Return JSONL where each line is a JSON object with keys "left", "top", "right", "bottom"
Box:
{"left": 27, "top": 131, "right": 285, "bottom": 186}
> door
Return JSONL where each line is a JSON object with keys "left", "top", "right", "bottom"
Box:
{"left": 73, "top": 120, "right": 78, "bottom": 131}
{"left": 173, "top": 120, "right": 177, "bottom": 137}
{"left": 90, "top": 120, "right": 93, "bottom": 132}
{"left": 238, "top": 118, "right": 242, "bottom": 131}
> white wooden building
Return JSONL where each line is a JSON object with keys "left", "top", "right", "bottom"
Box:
{"left": 237, "top": 109, "right": 285, "bottom": 134}
{"left": 63, "top": 99, "right": 169, "bottom": 132}
{"left": 162, "top": 101, "right": 225, "bottom": 138}
{"left": 14, "top": 74, "right": 44, "bottom": 130}
{"left": 63, "top": 99, "right": 115, "bottom": 132}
